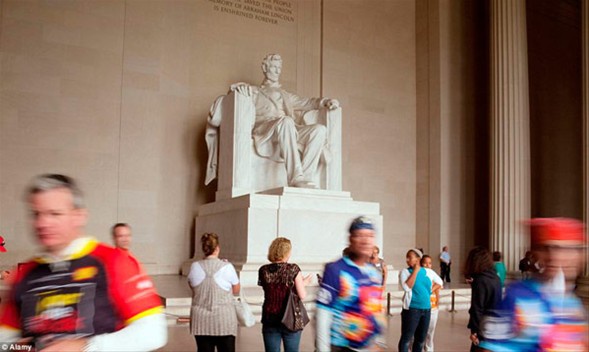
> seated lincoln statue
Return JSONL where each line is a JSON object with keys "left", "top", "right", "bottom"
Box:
{"left": 231, "top": 54, "right": 339, "bottom": 188}
{"left": 205, "top": 53, "right": 341, "bottom": 194}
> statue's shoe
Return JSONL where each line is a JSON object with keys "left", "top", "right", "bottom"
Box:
{"left": 292, "top": 180, "right": 318, "bottom": 189}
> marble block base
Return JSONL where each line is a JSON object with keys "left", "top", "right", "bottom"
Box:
{"left": 185, "top": 187, "right": 382, "bottom": 286}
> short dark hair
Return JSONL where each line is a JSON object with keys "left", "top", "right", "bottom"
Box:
{"left": 420, "top": 254, "right": 431, "bottom": 266}
{"left": 111, "top": 223, "right": 130, "bottom": 236}
{"left": 492, "top": 251, "right": 502, "bottom": 261}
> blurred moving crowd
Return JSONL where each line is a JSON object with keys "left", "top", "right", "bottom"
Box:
{"left": 0, "top": 174, "right": 586, "bottom": 352}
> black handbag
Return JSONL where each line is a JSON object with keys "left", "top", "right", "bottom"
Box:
{"left": 281, "top": 284, "right": 309, "bottom": 331}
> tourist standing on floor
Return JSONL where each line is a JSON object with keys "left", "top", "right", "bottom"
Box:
{"left": 188, "top": 233, "right": 240, "bottom": 352}
{"left": 492, "top": 251, "right": 507, "bottom": 288}
{"left": 518, "top": 250, "right": 538, "bottom": 280}
{"left": 258, "top": 237, "right": 311, "bottom": 352}
{"left": 369, "top": 245, "right": 388, "bottom": 286}
{"left": 480, "top": 218, "right": 588, "bottom": 351}
{"left": 316, "top": 216, "right": 386, "bottom": 351}
{"left": 439, "top": 246, "right": 451, "bottom": 283}
{"left": 421, "top": 254, "right": 443, "bottom": 352}
{"left": 398, "top": 249, "right": 443, "bottom": 352}
{"left": 464, "top": 247, "right": 501, "bottom": 352}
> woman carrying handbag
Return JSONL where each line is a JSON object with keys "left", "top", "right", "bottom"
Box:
{"left": 258, "top": 237, "right": 312, "bottom": 352}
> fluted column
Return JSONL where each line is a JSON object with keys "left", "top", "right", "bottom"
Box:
{"left": 584, "top": 0, "right": 589, "bottom": 276}
{"left": 490, "top": 0, "right": 531, "bottom": 272}
{"left": 579, "top": 0, "right": 589, "bottom": 304}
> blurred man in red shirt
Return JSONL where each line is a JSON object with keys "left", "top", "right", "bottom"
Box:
{"left": 0, "top": 174, "right": 167, "bottom": 351}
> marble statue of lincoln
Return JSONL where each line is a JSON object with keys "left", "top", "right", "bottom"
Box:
{"left": 231, "top": 53, "right": 340, "bottom": 188}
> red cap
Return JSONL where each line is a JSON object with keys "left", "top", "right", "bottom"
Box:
{"left": 528, "top": 218, "right": 585, "bottom": 247}
{"left": 0, "top": 236, "right": 6, "bottom": 252}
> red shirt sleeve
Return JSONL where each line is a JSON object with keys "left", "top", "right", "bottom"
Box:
{"left": 94, "top": 246, "right": 163, "bottom": 325}
{"left": 0, "top": 262, "right": 38, "bottom": 330}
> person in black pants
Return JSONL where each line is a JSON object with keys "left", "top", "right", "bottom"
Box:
{"left": 464, "top": 247, "right": 501, "bottom": 352}
{"left": 439, "top": 246, "right": 452, "bottom": 283}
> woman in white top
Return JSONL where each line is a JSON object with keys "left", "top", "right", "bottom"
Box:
{"left": 188, "top": 233, "right": 240, "bottom": 352}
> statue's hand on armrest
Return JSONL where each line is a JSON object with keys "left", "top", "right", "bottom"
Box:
{"left": 230, "top": 82, "right": 255, "bottom": 97}
{"left": 323, "top": 98, "right": 340, "bottom": 110}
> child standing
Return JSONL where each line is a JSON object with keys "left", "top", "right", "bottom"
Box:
{"left": 398, "top": 249, "right": 443, "bottom": 352}
{"left": 421, "top": 255, "right": 443, "bottom": 351}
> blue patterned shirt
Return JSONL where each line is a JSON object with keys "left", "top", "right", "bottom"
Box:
{"left": 316, "top": 257, "right": 384, "bottom": 349}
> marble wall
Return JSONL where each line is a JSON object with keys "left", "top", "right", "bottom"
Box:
{"left": 0, "top": 0, "right": 472, "bottom": 273}
{"left": 1, "top": 0, "right": 127, "bottom": 267}
{"left": 415, "top": 0, "right": 484, "bottom": 275}
{"left": 322, "top": 0, "right": 417, "bottom": 267}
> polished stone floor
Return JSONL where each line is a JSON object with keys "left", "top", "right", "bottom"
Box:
{"left": 159, "top": 309, "right": 472, "bottom": 352}
{"left": 153, "top": 274, "right": 472, "bottom": 351}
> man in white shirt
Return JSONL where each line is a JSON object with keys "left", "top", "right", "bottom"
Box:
{"left": 439, "top": 246, "right": 452, "bottom": 283}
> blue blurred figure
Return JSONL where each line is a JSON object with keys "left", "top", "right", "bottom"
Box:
{"left": 315, "top": 216, "right": 386, "bottom": 351}
{"left": 480, "top": 218, "right": 588, "bottom": 351}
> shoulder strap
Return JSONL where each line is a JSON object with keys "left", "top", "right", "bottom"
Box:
{"left": 201, "top": 258, "right": 227, "bottom": 277}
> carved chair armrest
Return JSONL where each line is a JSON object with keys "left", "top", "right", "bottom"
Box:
{"left": 228, "top": 91, "right": 256, "bottom": 132}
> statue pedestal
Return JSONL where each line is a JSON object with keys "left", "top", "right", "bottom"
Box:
{"left": 185, "top": 187, "right": 382, "bottom": 286}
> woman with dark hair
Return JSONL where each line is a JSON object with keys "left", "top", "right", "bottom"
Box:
{"left": 464, "top": 247, "right": 501, "bottom": 352}
{"left": 188, "top": 233, "right": 240, "bottom": 352}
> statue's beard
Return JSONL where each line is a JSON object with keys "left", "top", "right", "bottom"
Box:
{"left": 265, "top": 74, "right": 280, "bottom": 83}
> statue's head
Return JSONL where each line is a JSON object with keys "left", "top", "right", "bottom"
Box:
{"left": 261, "top": 54, "right": 282, "bottom": 83}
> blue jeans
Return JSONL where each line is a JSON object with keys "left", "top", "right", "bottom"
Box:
{"left": 262, "top": 324, "right": 302, "bottom": 352}
{"left": 398, "top": 308, "right": 431, "bottom": 352}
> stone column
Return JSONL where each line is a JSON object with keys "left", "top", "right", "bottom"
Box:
{"left": 578, "top": 0, "right": 589, "bottom": 304}
{"left": 585, "top": 0, "right": 589, "bottom": 276}
{"left": 490, "top": 0, "right": 531, "bottom": 271}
